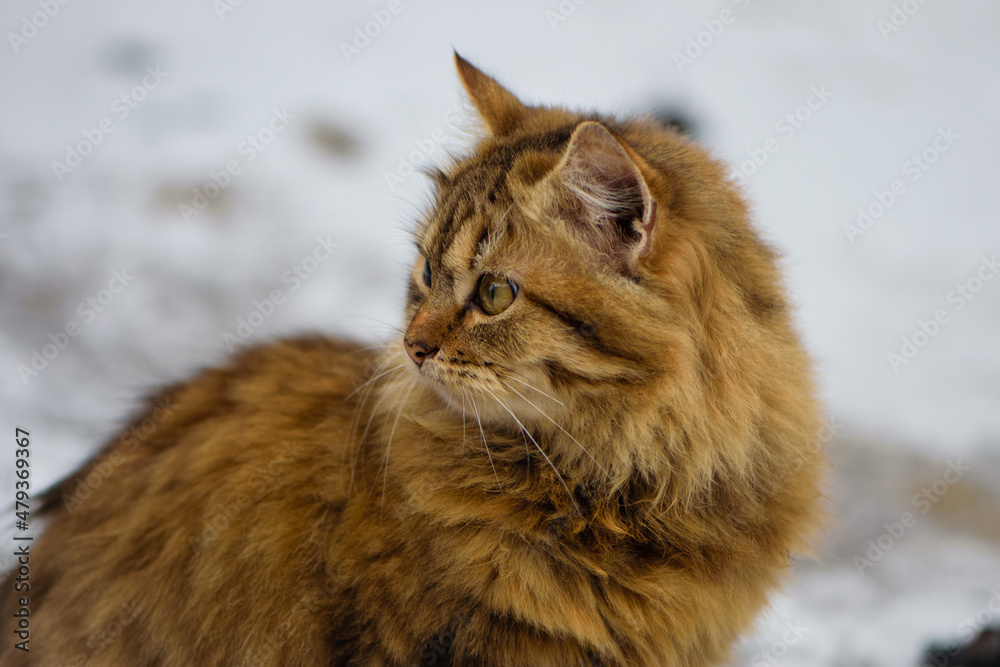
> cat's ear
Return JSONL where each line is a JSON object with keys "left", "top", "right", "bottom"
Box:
{"left": 454, "top": 52, "right": 528, "bottom": 136}
{"left": 552, "top": 121, "right": 658, "bottom": 268}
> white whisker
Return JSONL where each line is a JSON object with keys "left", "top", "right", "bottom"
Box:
{"left": 349, "top": 342, "right": 398, "bottom": 355}
{"left": 499, "top": 379, "right": 609, "bottom": 480}
{"left": 460, "top": 387, "right": 468, "bottom": 447}
{"left": 483, "top": 387, "right": 579, "bottom": 512}
{"left": 346, "top": 361, "right": 403, "bottom": 495}
{"left": 377, "top": 376, "right": 418, "bottom": 516}
{"left": 350, "top": 367, "right": 406, "bottom": 495}
{"left": 346, "top": 363, "right": 406, "bottom": 400}
{"left": 467, "top": 390, "right": 500, "bottom": 485}
{"left": 351, "top": 314, "right": 405, "bottom": 335}
{"left": 501, "top": 374, "right": 564, "bottom": 406}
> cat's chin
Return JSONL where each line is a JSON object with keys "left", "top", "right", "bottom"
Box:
{"left": 411, "top": 362, "right": 506, "bottom": 424}
{"left": 415, "top": 367, "right": 457, "bottom": 404}
{"left": 411, "top": 363, "right": 471, "bottom": 412}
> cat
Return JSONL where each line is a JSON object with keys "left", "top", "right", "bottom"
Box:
{"left": 0, "top": 54, "right": 825, "bottom": 666}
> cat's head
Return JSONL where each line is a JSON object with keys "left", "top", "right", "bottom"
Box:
{"left": 395, "top": 54, "right": 802, "bottom": 478}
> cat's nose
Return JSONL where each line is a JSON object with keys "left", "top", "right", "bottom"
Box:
{"left": 404, "top": 339, "right": 439, "bottom": 367}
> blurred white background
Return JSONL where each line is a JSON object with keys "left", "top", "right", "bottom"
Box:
{"left": 1, "top": 1, "right": 998, "bottom": 665}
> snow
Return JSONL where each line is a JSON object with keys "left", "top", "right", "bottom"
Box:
{"left": 2, "top": 1, "right": 998, "bottom": 664}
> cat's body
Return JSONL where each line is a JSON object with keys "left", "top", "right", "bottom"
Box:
{"left": 1, "top": 56, "right": 824, "bottom": 666}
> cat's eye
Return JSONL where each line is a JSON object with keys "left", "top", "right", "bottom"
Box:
{"left": 476, "top": 273, "right": 518, "bottom": 315}
{"left": 422, "top": 259, "right": 432, "bottom": 287}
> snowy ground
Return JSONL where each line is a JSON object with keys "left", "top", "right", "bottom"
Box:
{"left": 1, "top": 1, "right": 998, "bottom": 665}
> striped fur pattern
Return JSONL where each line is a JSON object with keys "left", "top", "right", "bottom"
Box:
{"left": 0, "top": 55, "right": 824, "bottom": 666}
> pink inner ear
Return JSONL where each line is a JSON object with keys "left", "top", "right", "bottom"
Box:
{"left": 558, "top": 122, "right": 657, "bottom": 263}
{"left": 635, "top": 200, "right": 656, "bottom": 256}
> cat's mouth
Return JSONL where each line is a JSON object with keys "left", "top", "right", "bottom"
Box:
{"left": 412, "top": 354, "right": 565, "bottom": 431}
{"left": 414, "top": 355, "right": 494, "bottom": 398}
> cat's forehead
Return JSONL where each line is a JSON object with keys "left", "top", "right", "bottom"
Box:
{"left": 420, "top": 167, "right": 515, "bottom": 267}
{"left": 420, "top": 187, "right": 512, "bottom": 276}
{"left": 420, "top": 127, "right": 576, "bottom": 264}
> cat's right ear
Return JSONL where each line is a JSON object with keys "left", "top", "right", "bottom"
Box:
{"left": 546, "top": 121, "right": 659, "bottom": 274}
{"left": 454, "top": 52, "right": 528, "bottom": 136}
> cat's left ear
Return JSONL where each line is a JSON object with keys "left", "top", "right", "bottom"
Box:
{"left": 454, "top": 52, "right": 528, "bottom": 136}
{"left": 551, "top": 121, "right": 658, "bottom": 268}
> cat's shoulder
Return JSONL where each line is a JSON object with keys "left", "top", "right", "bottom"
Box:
{"left": 183, "top": 334, "right": 376, "bottom": 400}
{"left": 39, "top": 335, "right": 377, "bottom": 515}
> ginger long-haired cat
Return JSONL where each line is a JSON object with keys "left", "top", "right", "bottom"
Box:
{"left": 1, "top": 55, "right": 824, "bottom": 666}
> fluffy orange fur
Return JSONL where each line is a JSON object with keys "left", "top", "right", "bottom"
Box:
{"left": 0, "top": 55, "right": 824, "bottom": 666}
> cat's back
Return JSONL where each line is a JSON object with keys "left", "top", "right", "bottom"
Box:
{"left": 0, "top": 336, "right": 376, "bottom": 666}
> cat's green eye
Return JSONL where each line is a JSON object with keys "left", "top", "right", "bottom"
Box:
{"left": 422, "top": 259, "right": 432, "bottom": 287}
{"left": 476, "top": 273, "right": 518, "bottom": 316}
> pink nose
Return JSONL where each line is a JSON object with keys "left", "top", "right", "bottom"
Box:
{"left": 404, "top": 339, "right": 439, "bottom": 367}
